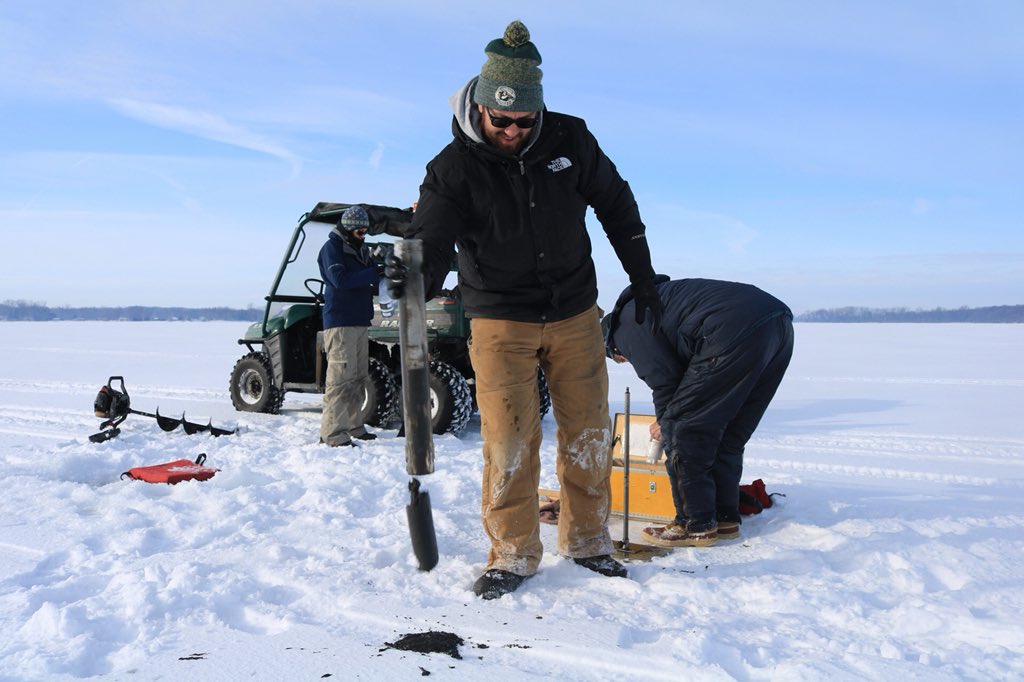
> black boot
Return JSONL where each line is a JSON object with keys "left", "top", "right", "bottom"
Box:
{"left": 573, "top": 555, "right": 628, "bottom": 578}
{"left": 472, "top": 570, "right": 528, "bottom": 600}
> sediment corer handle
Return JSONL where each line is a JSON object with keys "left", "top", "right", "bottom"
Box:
{"left": 396, "top": 238, "right": 439, "bottom": 571}
{"left": 396, "top": 239, "right": 434, "bottom": 477}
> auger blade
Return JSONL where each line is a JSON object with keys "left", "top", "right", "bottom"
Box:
{"left": 154, "top": 409, "right": 183, "bottom": 432}
{"left": 208, "top": 423, "right": 236, "bottom": 437}
{"left": 180, "top": 415, "right": 210, "bottom": 435}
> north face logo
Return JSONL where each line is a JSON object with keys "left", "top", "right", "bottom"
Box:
{"left": 547, "top": 157, "right": 572, "bottom": 172}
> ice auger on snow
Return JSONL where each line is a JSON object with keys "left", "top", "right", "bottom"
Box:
{"left": 89, "top": 376, "right": 235, "bottom": 443}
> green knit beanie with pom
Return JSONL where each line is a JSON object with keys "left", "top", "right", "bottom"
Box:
{"left": 472, "top": 20, "right": 544, "bottom": 112}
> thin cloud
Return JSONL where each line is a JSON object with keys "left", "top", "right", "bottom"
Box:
{"left": 646, "top": 204, "right": 759, "bottom": 256}
{"left": 107, "top": 98, "right": 301, "bottom": 177}
{"left": 912, "top": 198, "right": 932, "bottom": 215}
{"left": 368, "top": 143, "right": 385, "bottom": 171}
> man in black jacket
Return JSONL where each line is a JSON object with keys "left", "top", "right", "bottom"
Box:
{"left": 602, "top": 277, "right": 794, "bottom": 547}
{"left": 387, "top": 21, "right": 663, "bottom": 599}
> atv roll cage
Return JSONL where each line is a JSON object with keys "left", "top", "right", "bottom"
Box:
{"left": 228, "top": 201, "right": 549, "bottom": 435}
{"left": 251, "top": 202, "right": 414, "bottom": 341}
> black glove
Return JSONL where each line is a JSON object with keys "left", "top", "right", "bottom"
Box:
{"left": 384, "top": 252, "right": 408, "bottom": 299}
{"left": 631, "top": 278, "right": 663, "bottom": 334}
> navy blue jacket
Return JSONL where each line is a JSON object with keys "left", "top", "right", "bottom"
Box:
{"left": 317, "top": 229, "right": 379, "bottom": 329}
{"left": 605, "top": 276, "right": 792, "bottom": 420}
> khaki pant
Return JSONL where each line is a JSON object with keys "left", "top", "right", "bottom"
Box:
{"left": 320, "top": 326, "right": 369, "bottom": 446}
{"left": 470, "top": 305, "right": 613, "bottom": 575}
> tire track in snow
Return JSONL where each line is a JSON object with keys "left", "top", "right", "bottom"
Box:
{"left": 0, "top": 405, "right": 96, "bottom": 440}
{"left": 0, "top": 378, "right": 228, "bottom": 404}
{"left": 0, "top": 401, "right": 235, "bottom": 442}
{"left": 796, "top": 375, "right": 1024, "bottom": 387}
{"left": 747, "top": 432, "right": 1023, "bottom": 486}
{"left": 756, "top": 431, "right": 1024, "bottom": 462}
{"left": 752, "top": 457, "right": 997, "bottom": 486}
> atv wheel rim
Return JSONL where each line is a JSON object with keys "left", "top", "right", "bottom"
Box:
{"left": 428, "top": 386, "right": 440, "bottom": 419}
{"left": 239, "top": 368, "right": 265, "bottom": 405}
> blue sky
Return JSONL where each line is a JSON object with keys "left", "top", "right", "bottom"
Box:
{"left": 1, "top": 1, "right": 1021, "bottom": 313}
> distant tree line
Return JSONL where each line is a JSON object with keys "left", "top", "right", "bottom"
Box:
{"left": 0, "top": 300, "right": 262, "bottom": 322}
{"left": 4, "top": 299, "right": 1022, "bottom": 323}
{"left": 796, "top": 305, "right": 1024, "bottom": 323}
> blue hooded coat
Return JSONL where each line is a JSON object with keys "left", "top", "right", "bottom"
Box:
{"left": 317, "top": 228, "right": 379, "bottom": 329}
{"left": 603, "top": 276, "right": 793, "bottom": 529}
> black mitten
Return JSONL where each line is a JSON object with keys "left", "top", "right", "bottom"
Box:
{"left": 631, "top": 278, "right": 664, "bottom": 334}
{"left": 384, "top": 252, "right": 408, "bottom": 299}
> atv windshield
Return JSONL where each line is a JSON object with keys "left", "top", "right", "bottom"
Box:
{"left": 273, "top": 221, "right": 333, "bottom": 304}
{"left": 266, "top": 220, "right": 400, "bottom": 324}
{"left": 264, "top": 209, "right": 453, "bottom": 327}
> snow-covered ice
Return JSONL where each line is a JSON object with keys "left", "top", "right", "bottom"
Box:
{"left": 1, "top": 321, "right": 1022, "bottom": 680}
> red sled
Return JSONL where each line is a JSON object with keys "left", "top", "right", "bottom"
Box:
{"left": 121, "top": 453, "right": 218, "bottom": 484}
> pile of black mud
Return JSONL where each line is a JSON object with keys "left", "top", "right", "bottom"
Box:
{"left": 382, "top": 631, "right": 464, "bottom": 659}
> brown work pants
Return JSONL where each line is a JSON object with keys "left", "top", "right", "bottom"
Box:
{"left": 469, "top": 305, "right": 613, "bottom": 575}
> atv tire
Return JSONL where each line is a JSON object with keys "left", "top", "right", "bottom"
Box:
{"left": 360, "top": 358, "right": 399, "bottom": 428}
{"left": 229, "top": 351, "right": 285, "bottom": 414}
{"left": 537, "top": 366, "right": 551, "bottom": 419}
{"left": 429, "top": 360, "right": 473, "bottom": 436}
{"left": 467, "top": 366, "right": 550, "bottom": 421}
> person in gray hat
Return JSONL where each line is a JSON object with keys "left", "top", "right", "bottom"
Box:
{"left": 317, "top": 205, "right": 382, "bottom": 447}
{"left": 386, "top": 20, "right": 663, "bottom": 599}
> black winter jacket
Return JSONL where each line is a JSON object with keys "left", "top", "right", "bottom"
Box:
{"left": 409, "top": 110, "right": 655, "bottom": 322}
{"left": 605, "top": 276, "right": 792, "bottom": 419}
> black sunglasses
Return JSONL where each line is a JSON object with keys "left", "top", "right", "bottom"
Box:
{"left": 486, "top": 110, "right": 538, "bottom": 129}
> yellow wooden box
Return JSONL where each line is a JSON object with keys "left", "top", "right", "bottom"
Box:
{"left": 609, "top": 413, "right": 675, "bottom": 522}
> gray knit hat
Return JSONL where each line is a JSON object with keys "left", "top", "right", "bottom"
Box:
{"left": 339, "top": 205, "right": 370, "bottom": 233}
{"left": 472, "top": 20, "right": 543, "bottom": 112}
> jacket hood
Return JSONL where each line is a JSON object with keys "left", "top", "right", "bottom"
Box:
{"left": 449, "top": 76, "right": 543, "bottom": 155}
{"left": 603, "top": 274, "right": 671, "bottom": 356}
{"left": 330, "top": 227, "right": 370, "bottom": 262}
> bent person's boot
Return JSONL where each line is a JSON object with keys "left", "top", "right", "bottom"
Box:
{"left": 573, "top": 555, "right": 628, "bottom": 578}
{"left": 642, "top": 522, "right": 718, "bottom": 548}
{"left": 473, "top": 570, "right": 528, "bottom": 600}
{"left": 717, "top": 520, "right": 741, "bottom": 540}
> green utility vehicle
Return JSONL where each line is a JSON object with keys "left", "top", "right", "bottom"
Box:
{"left": 228, "top": 201, "right": 550, "bottom": 435}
